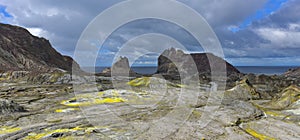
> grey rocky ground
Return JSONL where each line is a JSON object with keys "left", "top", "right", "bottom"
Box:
{"left": 0, "top": 71, "right": 300, "bottom": 140}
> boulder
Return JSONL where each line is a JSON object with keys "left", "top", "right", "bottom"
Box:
{"left": 0, "top": 98, "right": 25, "bottom": 114}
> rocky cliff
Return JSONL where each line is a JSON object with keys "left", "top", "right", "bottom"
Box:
{"left": 157, "top": 48, "right": 240, "bottom": 77}
{"left": 0, "top": 23, "right": 80, "bottom": 72}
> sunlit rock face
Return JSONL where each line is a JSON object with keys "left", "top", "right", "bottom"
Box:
{"left": 224, "top": 79, "right": 261, "bottom": 102}
{"left": 100, "top": 56, "right": 137, "bottom": 77}
{"left": 0, "top": 23, "right": 80, "bottom": 72}
{"left": 112, "top": 56, "right": 134, "bottom": 76}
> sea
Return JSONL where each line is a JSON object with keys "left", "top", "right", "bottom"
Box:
{"left": 82, "top": 66, "right": 299, "bottom": 75}
{"left": 235, "top": 66, "right": 299, "bottom": 75}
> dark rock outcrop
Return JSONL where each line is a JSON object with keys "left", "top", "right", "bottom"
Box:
{"left": 0, "top": 98, "right": 25, "bottom": 114}
{"left": 243, "top": 74, "right": 299, "bottom": 99}
{"left": 0, "top": 23, "right": 80, "bottom": 72}
{"left": 157, "top": 48, "right": 241, "bottom": 82}
{"left": 157, "top": 48, "right": 243, "bottom": 88}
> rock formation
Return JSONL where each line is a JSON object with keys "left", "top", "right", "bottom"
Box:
{"left": 224, "top": 78, "right": 261, "bottom": 101}
{"left": 0, "top": 98, "right": 25, "bottom": 114}
{"left": 99, "top": 56, "right": 137, "bottom": 76}
{"left": 157, "top": 48, "right": 240, "bottom": 78}
{"left": 243, "top": 73, "right": 299, "bottom": 99}
{"left": 264, "top": 85, "right": 300, "bottom": 110}
{"left": 285, "top": 67, "right": 300, "bottom": 77}
{"left": 0, "top": 23, "right": 80, "bottom": 72}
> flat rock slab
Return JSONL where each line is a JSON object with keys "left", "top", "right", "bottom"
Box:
{"left": 241, "top": 118, "right": 300, "bottom": 140}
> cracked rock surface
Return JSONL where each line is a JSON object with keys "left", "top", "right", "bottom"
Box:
{"left": 0, "top": 74, "right": 300, "bottom": 139}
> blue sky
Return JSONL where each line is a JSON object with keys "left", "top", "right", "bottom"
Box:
{"left": 0, "top": 5, "right": 11, "bottom": 17}
{"left": 0, "top": 0, "right": 299, "bottom": 67}
{"left": 0, "top": 5, "right": 12, "bottom": 23}
{"left": 229, "top": 0, "right": 289, "bottom": 33}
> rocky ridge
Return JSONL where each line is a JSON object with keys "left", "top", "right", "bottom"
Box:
{"left": 0, "top": 23, "right": 80, "bottom": 72}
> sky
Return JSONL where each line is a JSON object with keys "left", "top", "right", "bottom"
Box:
{"left": 0, "top": 0, "right": 299, "bottom": 67}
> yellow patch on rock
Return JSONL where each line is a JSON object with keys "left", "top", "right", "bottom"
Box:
{"left": 25, "top": 128, "right": 76, "bottom": 140}
{"left": 245, "top": 127, "right": 275, "bottom": 140}
{"left": 266, "top": 85, "right": 300, "bottom": 110}
{"left": 0, "top": 126, "right": 21, "bottom": 135}
{"left": 127, "top": 77, "right": 151, "bottom": 87}
{"left": 24, "top": 126, "right": 100, "bottom": 140}
{"left": 55, "top": 108, "right": 80, "bottom": 113}
{"left": 60, "top": 97, "right": 126, "bottom": 107}
{"left": 264, "top": 110, "right": 287, "bottom": 118}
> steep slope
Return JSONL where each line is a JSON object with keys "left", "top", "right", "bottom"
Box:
{"left": 0, "top": 23, "right": 80, "bottom": 72}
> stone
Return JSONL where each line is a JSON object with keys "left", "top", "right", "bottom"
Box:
{"left": 99, "top": 56, "right": 137, "bottom": 77}
{"left": 0, "top": 98, "right": 25, "bottom": 114}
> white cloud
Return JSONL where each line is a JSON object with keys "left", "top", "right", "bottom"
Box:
{"left": 179, "top": 0, "right": 267, "bottom": 26}
{"left": 224, "top": 48, "right": 247, "bottom": 57}
{"left": 255, "top": 27, "right": 300, "bottom": 49}
{"left": 26, "top": 27, "right": 47, "bottom": 37}
{"left": 46, "top": 8, "right": 59, "bottom": 17}
{"left": 289, "top": 23, "right": 300, "bottom": 30}
{"left": 228, "top": 57, "right": 300, "bottom": 66}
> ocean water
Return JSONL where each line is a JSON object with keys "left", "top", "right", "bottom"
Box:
{"left": 236, "top": 66, "right": 299, "bottom": 75}
{"left": 82, "top": 66, "right": 299, "bottom": 75}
